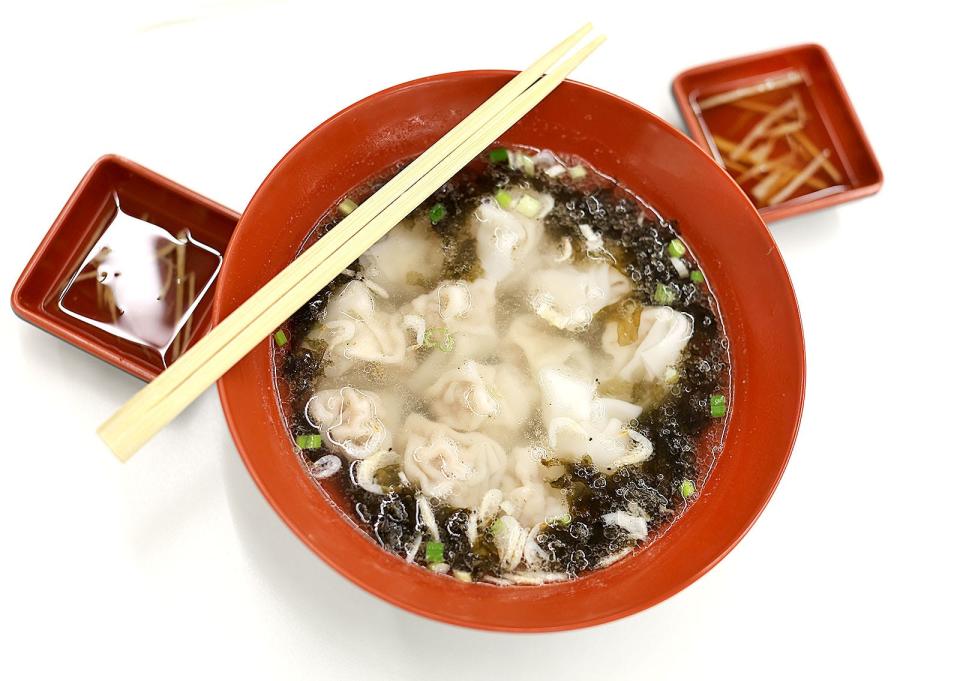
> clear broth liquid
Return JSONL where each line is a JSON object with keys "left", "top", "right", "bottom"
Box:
{"left": 276, "top": 149, "right": 732, "bottom": 584}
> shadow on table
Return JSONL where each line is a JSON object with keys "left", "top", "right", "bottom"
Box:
{"left": 766, "top": 207, "right": 842, "bottom": 256}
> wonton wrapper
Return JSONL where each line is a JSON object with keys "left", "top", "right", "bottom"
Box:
{"left": 539, "top": 366, "right": 652, "bottom": 471}
{"left": 525, "top": 261, "right": 632, "bottom": 332}
{"left": 307, "top": 386, "right": 392, "bottom": 460}
{"left": 602, "top": 306, "right": 693, "bottom": 383}
{"left": 305, "top": 280, "right": 414, "bottom": 377}
{"left": 500, "top": 446, "right": 568, "bottom": 529}
{"left": 468, "top": 188, "right": 551, "bottom": 288}
{"left": 424, "top": 360, "right": 537, "bottom": 436}
{"left": 359, "top": 215, "right": 443, "bottom": 301}
{"left": 401, "top": 413, "right": 508, "bottom": 509}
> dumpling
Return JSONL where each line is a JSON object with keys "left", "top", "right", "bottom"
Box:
{"left": 525, "top": 261, "right": 632, "bottom": 331}
{"left": 468, "top": 188, "right": 549, "bottom": 287}
{"left": 402, "top": 278, "right": 501, "bottom": 394}
{"left": 501, "top": 446, "right": 568, "bottom": 528}
{"left": 401, "top": 413, "right": 508, "bottom": 509}
{"left": 547, "top": 415, "right": 653, "bottom": 471}
{"left": 358, "top": 215, "right": 443, "bottom": 300}
{"left": 539, "top": 365, "right": 597, "bottom": 424}
{"left": 502, "top": 315, "right": 594, "bottom": 378}
{"left": 424, "top": 360, "right": 537, "bottom": 435}
{"left": 602, "top": 306, "right": 693, "bottom": 383}
{"left": 304, "top": 279, "right": 416, "bottom": 377}
{"left": 539, "top": 366, "right": 652, "bottom": 471}
{"left": 403, "top": 278, "right": 498, "bottom": 354}
{"left": 307, "top": 386, "right": 392, "bottom": 459}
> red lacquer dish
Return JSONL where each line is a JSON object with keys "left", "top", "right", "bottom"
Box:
{"left": 11, "top": 156, "right": 238, "bottom": 381}
{"left": 673, "top": 44, "right": 882, "bottom": 221}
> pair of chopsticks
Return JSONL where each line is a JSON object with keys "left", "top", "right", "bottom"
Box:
{"left": 98, "top": 23, "right": 605, "bottom": 461}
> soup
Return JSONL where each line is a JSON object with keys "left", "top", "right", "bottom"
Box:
{"left": 275, "top": 148, "right": 730, "bottom": 585}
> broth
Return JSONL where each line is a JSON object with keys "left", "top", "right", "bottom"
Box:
{"left": 276, "top": 148, "right": 731, "bottom": 584}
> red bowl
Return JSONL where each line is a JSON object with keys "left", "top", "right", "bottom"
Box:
{"left": 212, "top": 70, "right": 805, "bottom": 631}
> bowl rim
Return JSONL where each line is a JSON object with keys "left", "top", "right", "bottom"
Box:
{"left": 213, "top": 69, "right": 806, "bottom": 631}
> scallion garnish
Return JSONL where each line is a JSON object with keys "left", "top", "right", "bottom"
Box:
{"left": 667, "top": 239, "right": 686, "bottom": 258}
{"left": 690, "top": 270, "right": 705, "bottom": 284}
{"left": 709, "top": 394, "right": 727, "bottom": 418}
{"left": 680, "top": 479, "right": 696, "bottom": 498}
{"left": 424, "top": 327, "right": 454, "bottom": 352}
{"left": 519, "top": 154, "right": 535, "bottom": 176}
{"left": 494, "top": 189, "right": 512, "bottom": 209}
{"left": 488, "top": 148, "right": 509, "bottom": 164}
{"left": 274, "top": 329, "right": 288, "bottom": 346}
{"left": 653, "top": 283, "right": 676, "bottom": 305}
{"left": 568, "top": 165, "right": 587, "bottom": 180}
{"left": 429, "top": 203, "right": 447, "bottom": 224}
{"left": 425, "top": 540, "right": 444, "bottom": 563}
{"left": 338, "top": 198, "right": 358, "bottom": 215}
{"left": 295, "top": 433, "right": 323, "bottom": 450}
{"left": 516, "top": 194, "right": 541, "bottom": 218}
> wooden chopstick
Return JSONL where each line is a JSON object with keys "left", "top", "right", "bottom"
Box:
{"left": 98, "top": 25, "right": 604, "bottom": 461}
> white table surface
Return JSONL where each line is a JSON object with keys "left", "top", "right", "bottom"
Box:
{"left": 2, "top": 1, "right": 956, "bottom": 678}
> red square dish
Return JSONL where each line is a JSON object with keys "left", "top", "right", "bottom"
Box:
{"left": 11, "top": 155, "right": 239, "bottom": 381}
{"left": 673, "top": 44, "right": 882, "bottom": 221}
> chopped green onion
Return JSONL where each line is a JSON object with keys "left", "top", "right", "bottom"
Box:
{"left": 653, "top": 283, "right": 676, "bottom": 305}
{"left": 554, "top": 513, "right": 572, "bottom": 526}
{"left": 680, "top": 479, "right": 696, "bottom": 499}
{"left": 519, "top": 154, "right": 535, "bottom": 176}
{"left": 438, "top": 332, "right": 455, "bottom": 353}
{"left": 494, "top": 188, "right": 512, "bottom": 209}
{"left": 488, "top": 148, "right": 509, "bottom": 164}
{"left": 667, "top": 239, "right": 686, "bottom": 258}
{"left": 274, "top": 329, "right": 288, "bottom": 346}
{"left": 516, "top": 194, "right": 541, "bottom": 218}
{"left": 295, "top": 433, "right": 323, "bottom": 450}
{"left": 568, "top": 165, "right": 587, "bottom": 180}
{"left": 425, "top": 540, "right": 444, "bottom": 563}
{"left": 490, "top": 518, "right": 504, "bottom": 535}
{"left": 338, "top": 198, "right": 358, "bottom": 215}
{"left": 709, "top": 394, "right": 727, "bottom": 418}
{"left": 690, "top": 270, "right": 705, "bottom": 284}
{"left": 429, "top": 203, "right": 447, "bottom": 224}
{"left": 664, "top": 366, "right": 679, "bottom": 384}
{"left": 453, "top": 569, "right": 472, "bottom": 582}
{"left": 424, "top": 327, "right": 453, "bottom": 351}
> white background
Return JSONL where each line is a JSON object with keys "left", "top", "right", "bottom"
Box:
{"left": 2, "top": 1, "right": 956, "bottom": 678}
